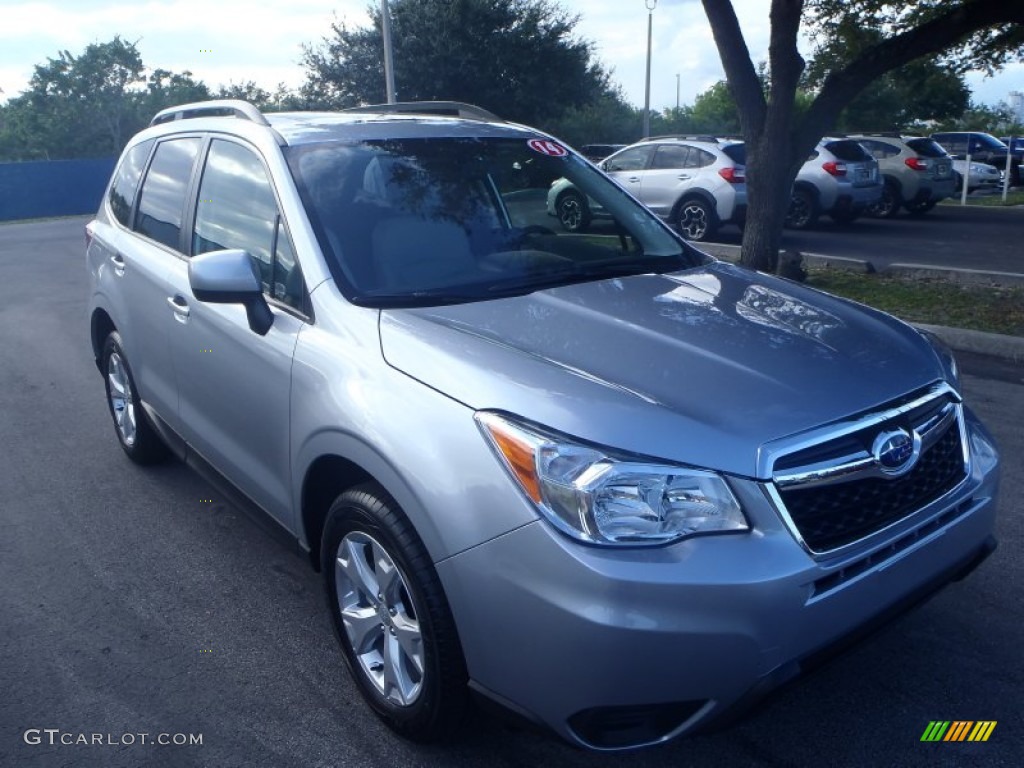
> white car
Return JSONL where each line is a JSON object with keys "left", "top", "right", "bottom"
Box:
{"left": 547, "top": 137, "right": 747, "bottom": 241}
{"left": 951, "top": 159, "right": 1002, "bottom": 193}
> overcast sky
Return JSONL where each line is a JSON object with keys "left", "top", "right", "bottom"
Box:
{"left": 0, "top": 0, "right": 1020, "bottom": 111}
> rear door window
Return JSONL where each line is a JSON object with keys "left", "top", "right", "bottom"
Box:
{"left": 651, "top": 145, "right": 690, "bottom": 170}
{"left": 108, "top": 139, "right": 154, "bottom": 227}
{"left": 134, "top": 137, "right": 202, "bottom": 251}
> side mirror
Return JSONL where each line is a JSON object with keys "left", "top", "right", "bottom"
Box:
{"left": 189, "top": 249, "right": 273, "bottom": 336}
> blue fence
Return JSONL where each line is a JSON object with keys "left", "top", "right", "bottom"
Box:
{"left": 0, "top": 157, "right": 116, "bottom": 222}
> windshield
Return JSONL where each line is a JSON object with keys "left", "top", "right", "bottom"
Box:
{"left": 285, "top": 137, "right": 696, "bottom": 306}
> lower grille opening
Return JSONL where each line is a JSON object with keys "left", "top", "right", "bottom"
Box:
{"left": 811, "top": 498, "right": 975, "bottom": 598}
{"left": 568, "top": 700, "right": 706, "bottom": 750}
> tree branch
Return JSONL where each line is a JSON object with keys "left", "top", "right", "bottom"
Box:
{"left": 701, "top": 0, "right": 766, "bottom": 136}
{"left": 803, "top": 0, "right": 1024, "bottom": 143}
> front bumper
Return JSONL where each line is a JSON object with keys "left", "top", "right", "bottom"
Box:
{"left": 437, "top": 412, "right": 1000, "bottom": 750}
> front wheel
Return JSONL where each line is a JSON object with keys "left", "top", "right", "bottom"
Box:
{"left": 101, "top": 331, "right": 167, "bottom": 464}
{"left": 676, "top": 199, "right": 716, "bottom": 241}
{"left": 322, "top": 484, "right": 468, "bottom": 742}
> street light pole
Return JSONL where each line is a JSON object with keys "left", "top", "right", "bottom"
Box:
{"left": 643, "top": 0, "right": 657, "bottom": 138}
{"left": 381, "top": 0, "right": 396, "bottom": 103}
{"left": 676, "top": 73, "right": 680, "bottom": 110}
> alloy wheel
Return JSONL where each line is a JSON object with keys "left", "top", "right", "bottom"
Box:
{"left": 335, "top": 531, "right": 424, "bottom": 707}
{"left": 107, "top": 351, "right": 137, "bottom": 447}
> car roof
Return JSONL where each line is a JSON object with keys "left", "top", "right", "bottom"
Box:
{"left": 143, "top": 99, "right": 542, "bottom": 147}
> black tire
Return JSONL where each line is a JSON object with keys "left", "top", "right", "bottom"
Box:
{"left": 555, "top": 191, "right": 591, "bottom": 233}
{"left": 101, "top": 331, "right": 168, "bottom": 464}
{"left": 953, "top": 172, "right": 964, "bottom": 195}
{"left": 322, "top": 483, "right": 468, "bottom": 743}
{"left": 905, "top": 198, "right": 938, "bottom": 215}
{"left": 785, "top": 187, "right": 818, "bottom": 229}
{"left": 866, "top": 181, "right": 901, "bottom": 218}
{"left": 675, "top": 198, "right": 716, "bottom": 241}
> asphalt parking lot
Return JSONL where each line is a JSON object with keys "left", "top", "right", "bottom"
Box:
{"left": 709, "top": 201, "right": 1024, "bottom": 275}
{"left": 0, "top": 217, "right": 1021, "bottom": 768}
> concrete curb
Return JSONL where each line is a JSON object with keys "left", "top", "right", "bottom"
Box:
{"left": 887, "top": 263, "right": 1024, "bottom": 288}
{"left": 913, "top": 323, "right": 1024, "bottom": 364}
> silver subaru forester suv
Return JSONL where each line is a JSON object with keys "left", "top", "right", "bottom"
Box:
{"left": 87, "top": 100, "right": 1000, "bottom": 751}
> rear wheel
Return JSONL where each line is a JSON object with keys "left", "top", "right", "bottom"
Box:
{"left": 322, "top": 484, "right": 468, "bottom": 742}
{"left": 866, "top": 181, "right": 901, "bottom": 218}
{"left": 556, "top": 191, "right": 591, "bottom": 233}
{"left": 785, "top": 188, "right": 818, "bottom": 230}
{"left": 101, "top": 332, "right": 167, "bottom": 464}
{"left": 676, "top": 198, "right": 716, "bottom": 241}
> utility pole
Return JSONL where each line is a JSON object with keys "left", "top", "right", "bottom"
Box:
{"left": 382, "top": 0, "right": 396, "bottom": 103}
{"left": 643, "top": 0, "right": 657, "bottom": 138}
{"left": 676, "top": 73, "right": 680, "bottom": 110}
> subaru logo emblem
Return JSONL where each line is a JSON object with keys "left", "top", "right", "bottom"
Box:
{"left": 872, "top": 428, "right": 920, "bottom": 477}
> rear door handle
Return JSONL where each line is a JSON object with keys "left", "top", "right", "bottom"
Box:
{"left": 111, "top": 254, "right": 126, "bottom": 277}
{"left": 677, "top": 174, "right": 692, "bottom": 181}
{"left": 167, "top": 295, "right": 190, "bottom": 322}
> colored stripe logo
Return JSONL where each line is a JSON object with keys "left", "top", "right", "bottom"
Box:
{"left": 921, "top": 721, "right": 997, "bottom": 742}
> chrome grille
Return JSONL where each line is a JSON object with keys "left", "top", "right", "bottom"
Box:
{"left": 767, "top": 386, "right": 968, "bottom": 554}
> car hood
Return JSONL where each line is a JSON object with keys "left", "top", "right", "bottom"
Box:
{"left": 379, "top": 261, "right": 946, "bottom": 478}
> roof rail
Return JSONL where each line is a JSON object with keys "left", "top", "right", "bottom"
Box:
{"left": 842, "top": 131, "right": 904, "bottom": 138}
{"left": 342, "top": 101, "right": 502, "bottom": 121}
{"left": 150, "top": 100, "right": 270, "bottom": 127}
{"left": 642, "top": 134, "right": 721, "bottom": 144}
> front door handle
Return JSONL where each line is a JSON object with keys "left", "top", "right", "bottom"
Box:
{"left": 167, "top": 295, "right": 190, "bottom": 322}
{"left": 626, "top": 176, "right": 640, "bottom": 183}
{"left": 111, "top": 254, "right": 126, "bottom": 277}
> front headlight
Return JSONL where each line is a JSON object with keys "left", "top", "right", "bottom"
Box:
{"left": 476, "top": 412, "right": 748, "bottom": 546}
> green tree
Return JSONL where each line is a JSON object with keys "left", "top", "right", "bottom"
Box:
{"left": 689, "top": 80, "right": 742, "bottom": 134}
{"left": 805, "top": 25, "right": 971, "bottom": 132}
{"left": 0, "top": 37, "right": 222, "bottom": 161}
{"left": 700, "top": 0, "right": 1024, "bottom": 271}
{"left": 0, "top": 36, "right": 145, "bottom": 160}
{"left": 301, "top": 0, "right": 615, "bottom": 126}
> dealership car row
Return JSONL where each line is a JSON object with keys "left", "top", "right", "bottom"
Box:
{"left": 549, "top": 131, "right": 1021, "bottom": 242}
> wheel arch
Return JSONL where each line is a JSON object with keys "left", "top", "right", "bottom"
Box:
{"left": 298, "top": 436, "right": 447, "bottom": 574}
{"left": 670, "top": 188, "right": 718, "bottom": 221}
{"left": 91, "top": 308, "right": 117, "bottom": 372}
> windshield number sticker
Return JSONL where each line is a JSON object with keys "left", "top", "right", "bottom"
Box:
{"left": 528, "top": 139, "right": 568, "bottom": 157}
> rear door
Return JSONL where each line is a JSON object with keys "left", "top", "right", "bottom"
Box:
{"left": 636, "top": 144, "right": 695, "bottom": 216}
{"left": 116, "top": 136, "right": 204, "bottom": 430}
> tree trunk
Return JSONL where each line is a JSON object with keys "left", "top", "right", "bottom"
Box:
{"left": 740, "top": 136, "right": 799, "bottom": 272}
